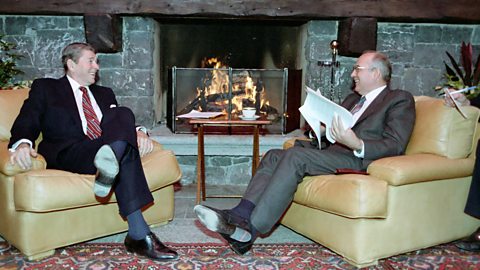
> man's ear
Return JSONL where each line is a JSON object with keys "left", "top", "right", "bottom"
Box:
{"left": 66, "top": 59, "right": 75, "bottom": 71}
{"left": 372, "top": 68, "right": 382, "bottom": 82}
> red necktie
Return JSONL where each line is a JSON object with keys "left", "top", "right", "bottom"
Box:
{"left": 350, "top": 96, "right": 366, "bottom": 115}
{"left": 80, "top": 86, "right": 102, "bottom": 139}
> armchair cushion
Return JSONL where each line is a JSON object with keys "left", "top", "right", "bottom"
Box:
{"left": 406, "top": 96, "right": 480, "bottom": 159}
{"left": 293, "top": 174, "right": 388, "bottom": 218}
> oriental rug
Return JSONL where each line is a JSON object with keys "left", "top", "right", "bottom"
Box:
{"left": 1, "top": 241, "right": 479, "bottom": 269}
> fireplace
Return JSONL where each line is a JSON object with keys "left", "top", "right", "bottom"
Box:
{"left": 168, "top": 65, "right": 301, "bottom": 134}
{"left": 158, "top": 18, "right": 305, "bottom": 134}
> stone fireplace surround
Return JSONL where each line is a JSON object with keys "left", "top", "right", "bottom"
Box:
{"left": 1, "top": 15, "right": 479, "bottom": 185}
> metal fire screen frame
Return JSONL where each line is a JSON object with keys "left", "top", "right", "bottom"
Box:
{"left": 168, "top": 67, "right": 296, "bottom": 134}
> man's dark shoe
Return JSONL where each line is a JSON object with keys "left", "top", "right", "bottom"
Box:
{"left": 93, "top": 144, "right": 119, "bottom": 197}
{"left": 194, "top": 205, "right": 237, "bottom": 235}
{"left": 194, "top": 205, "right": 253, "bottom": 242}
{"left": 124, "top": 232, "right": 178, "bottom": 260}
{"left": 220, "top": 233, "right": 254, "bottom": 255}
{"left": 456, "top": 227, "right": 480, "bottom": 251}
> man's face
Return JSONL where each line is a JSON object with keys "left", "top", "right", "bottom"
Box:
{"left": 350, "top": 53, "right": 376, "bottom": 95}
{"left": 68, "top": 49, "right": 99, "bottom": 86}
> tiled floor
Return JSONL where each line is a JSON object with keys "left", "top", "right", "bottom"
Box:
{"left": 91, "top": 184, "right": 314, "bottom": 245}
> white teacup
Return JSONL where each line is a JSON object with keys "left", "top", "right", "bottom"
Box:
{"left": 242, "top": 107, "right": 256, "bottom": 118}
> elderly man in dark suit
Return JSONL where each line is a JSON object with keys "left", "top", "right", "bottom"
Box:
{"left": 194, "top": 51, "right": 416, "bottom": 255}
{"left": 8, "top": 42, "right": 178, "bottom": 261}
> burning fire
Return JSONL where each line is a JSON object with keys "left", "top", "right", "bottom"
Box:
{"left": 196, "top": 58, "right": 269, "bottom": 114}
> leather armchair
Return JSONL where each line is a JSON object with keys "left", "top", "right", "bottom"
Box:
{"left": 0, "top": 88, "right": 182, "bottom": 260}
{"left": 281, "top": 96, "right": 480, "bottom": 267}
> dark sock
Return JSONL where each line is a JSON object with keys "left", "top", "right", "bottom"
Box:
{"left": 110, "top": 140, "right": 127, "bottom": 161}
{"left": 126, "top": 209, "right": 150, "bottom": 240}
{"left": 231, "top": 199, "right": 255, "bottom": 220}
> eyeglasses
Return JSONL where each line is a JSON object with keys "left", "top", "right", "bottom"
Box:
{"left": 352, "top": 65, "right": 373, "bottom": 72}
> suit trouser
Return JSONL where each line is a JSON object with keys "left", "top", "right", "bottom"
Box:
{"left": 57, "top": 107, "right": 153, "bottom": 217}
{"left": 243, "top": 144, "right": 364, "bottom": 234}
{"left": 465, "top": 142, "right": 480, "bottom": 219}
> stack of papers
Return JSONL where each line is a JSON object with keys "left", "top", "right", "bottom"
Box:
{"left": 299, "top": 87, "right": 353, "bottom": 147}
{"left": 177, "top": 110, "right": 224, "bottom": 119}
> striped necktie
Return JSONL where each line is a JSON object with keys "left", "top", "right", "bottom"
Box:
{"left": 80, "top": 86, "right": 102, "bottom": 139}
{"left": 350, "top": 96, "right": 366, "bottom": 115}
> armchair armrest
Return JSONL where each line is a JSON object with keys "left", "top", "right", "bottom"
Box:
{"left": 0, "top": 141, "right": 47, "bottom": 176}
{"left": 367, "top": 153, "right": 474, "bottom": 186}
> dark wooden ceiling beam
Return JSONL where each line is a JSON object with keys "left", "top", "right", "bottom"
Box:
{"left": 0, "top": 0, "right": 479, "bottom": 23}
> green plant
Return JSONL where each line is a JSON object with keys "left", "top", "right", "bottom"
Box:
{"left": 0, "top": 34, "right": 25, "bottom": 89}
{"left": 437, "top": 42, "right": 480, "bottom": 99}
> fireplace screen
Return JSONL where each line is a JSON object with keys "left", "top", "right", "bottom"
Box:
{"left": 168, "top": 67, "right": 301, "bottom": 134}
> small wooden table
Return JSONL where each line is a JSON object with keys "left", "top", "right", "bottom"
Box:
{"left": 189, "top": 116, "right": 272, "bottom": 203}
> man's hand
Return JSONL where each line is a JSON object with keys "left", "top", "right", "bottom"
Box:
{"left": 137, "top": 130, "right": 153, "bottom": 157}
{"left": 9, "top": 143, "right": 38, "bottom": 170}
{"left": 444, "top": 88, "right": 470, "bottom": 107}
{"left": 330, "top": 115, "right": 363, "bottom": 151}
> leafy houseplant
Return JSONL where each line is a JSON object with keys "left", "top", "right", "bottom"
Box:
{"left": 437, "top": 42, "right": 480, "bottom": 99}
{"left": 0, "top": 34, "right": 26, "bottom": 89}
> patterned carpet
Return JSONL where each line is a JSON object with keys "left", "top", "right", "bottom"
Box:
{"left": 1, "top": 241, "right": 480, "bottom": 269}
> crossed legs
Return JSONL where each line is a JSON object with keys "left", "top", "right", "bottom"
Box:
{"left": 57, "top": 107, "right": 178, "bottom": 260}
{"left": 194, "top": 145, "right": 363, "bottom": 254}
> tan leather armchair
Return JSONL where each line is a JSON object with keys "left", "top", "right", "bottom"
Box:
{"left": 281, "top": 96, "right": 480, "bottom": 267}
{"left": 0, "top": 88, "right": 182, "bottom": 260}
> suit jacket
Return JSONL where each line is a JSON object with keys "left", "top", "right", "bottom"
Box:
{"left": 330, "top": 87, "right": 416, "bottom": 169}
{"left": 9, "top": 76, "right": 118, "bottom": 169}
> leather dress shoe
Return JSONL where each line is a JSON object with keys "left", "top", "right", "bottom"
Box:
{"left": 194, "top": 205, "right": 251, "bottom": 230}
{"left": 194, "top": 205, "right": 253, "bottom": 239}
{"left": 93, "top": 145, "right": 119, "bottom": 197}
{"left": 220, "top": 233, "right": 254, "bottom": 255}
{"left": 194, "top": 205, "right": 237, "bottom": 235}
{"left": 124, "top": 232, "right": 178, "bottom": 260}
{"left": 456, "top": 227, "right": 480, "bottom": 251}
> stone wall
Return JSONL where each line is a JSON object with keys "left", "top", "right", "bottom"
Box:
{"left": 1, "top": 15, "right": 479, "bottom": 185}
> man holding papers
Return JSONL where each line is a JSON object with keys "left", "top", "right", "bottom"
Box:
{"left": 444, "top": 88, "right": 480, "bottom": 251}
{"left": 193, "top": 51, "right": 416, "bottom": 255}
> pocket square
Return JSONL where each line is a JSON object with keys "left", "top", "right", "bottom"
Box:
{"left": 110, "top": 104, "right": 117, "bottom": 108}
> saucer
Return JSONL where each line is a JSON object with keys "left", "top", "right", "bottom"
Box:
{"left": 239, "top": 115, "right": 260, "bottom": 120}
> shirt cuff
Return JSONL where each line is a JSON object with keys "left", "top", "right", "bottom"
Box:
{"left": 136, "top": 126, "right": 148, "bottom": 134}
{"left": 353, "top": 140, "right": 364, "bottom": 158}
{"left": 9, "top": 139, "right": 33, "bottom": 152}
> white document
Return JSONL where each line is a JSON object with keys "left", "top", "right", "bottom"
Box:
{"left": 177, "top": 109, "right": 224, "bottom": 119}
{"left": 444, "top": 88, "right": 467, "bottom": 119}
{"left": 299, "top": 86, "right": 354, "bottom": 147}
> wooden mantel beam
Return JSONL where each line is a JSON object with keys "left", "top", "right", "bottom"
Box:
{"left": 0, "top": 0, "right": 479, "bottom": 23}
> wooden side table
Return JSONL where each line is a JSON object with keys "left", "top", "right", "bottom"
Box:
{"left": 189, "top": 116, "right": 272, "bottom": 204}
